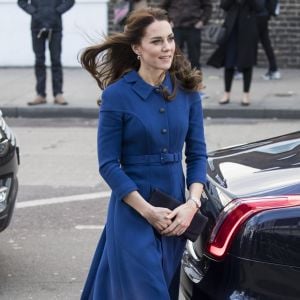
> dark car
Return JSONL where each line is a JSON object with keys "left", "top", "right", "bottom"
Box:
{"left": 181, "top": 131, "right": 300, "bottom": 300}
{"left": 0, "top": 111, "right": 19, "bottom": 232}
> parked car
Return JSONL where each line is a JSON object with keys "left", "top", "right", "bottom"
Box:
{"left": 181, "top": 131, "right": 300, "bottom": 300}
{"left": 0, "top": 111, "right": 19, "bottom": 232}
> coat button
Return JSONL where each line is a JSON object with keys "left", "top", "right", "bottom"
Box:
{"left": 159, "top": 107, "right": 165, "bottom": 113}
{"left": 162, "top": 148, "right": 168, "bottom": 153}
{"left": 161, "top": 128, "right": 167, "bottom": 134}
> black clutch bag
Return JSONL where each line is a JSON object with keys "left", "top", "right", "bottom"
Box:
{"left": 148, "top": 189, "right": 208, "bottom": 242}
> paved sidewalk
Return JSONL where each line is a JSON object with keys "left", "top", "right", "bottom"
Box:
{"left": 0, "top": 67, "right": 299, "bottom": 119}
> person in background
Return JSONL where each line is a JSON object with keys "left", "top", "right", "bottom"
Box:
{"left": 161, "top": 0, "right": 212, "bottom": 70}
{"left": 113, "top": 0, "right": 149, "bottom": 31}
{"left": 208, "top": 0, "right": 264, "bottom": 106}
{"left": 257, "top": 1, "right": 281, "bottom": 80}
{"left": 80, "top": 7, "right": 207, "bottom": 300}
{"left": 18, "top": 0, "right": 74, "bottom": 106}
{"left": 130, "top": 0, "right": 148, "bottom": 10}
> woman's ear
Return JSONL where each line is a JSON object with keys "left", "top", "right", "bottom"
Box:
{"left": 131, "top": 44, "right": 140, "bottom": 56}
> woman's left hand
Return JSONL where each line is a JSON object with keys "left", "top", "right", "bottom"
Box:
{"left": 160, "top": 202, "right": 198, "bottom": 236}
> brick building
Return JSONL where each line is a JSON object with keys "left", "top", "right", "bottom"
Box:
{"left": 108, "top": 0, "right": 300, "bottom": 68}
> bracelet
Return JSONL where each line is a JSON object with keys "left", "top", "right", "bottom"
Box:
{"left": 187, "top": 196, "right": 201, "bottom": 209}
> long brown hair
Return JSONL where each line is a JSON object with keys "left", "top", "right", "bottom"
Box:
{"left": 80, "top": 7, "right": 203, "bottom": 98}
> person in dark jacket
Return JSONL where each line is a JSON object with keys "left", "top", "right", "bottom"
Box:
{"left": 18, "top": 0, "right": 75, "bottom": 105}
{"left": 207, "top": 0, "right": 264, "bottom": 106}
{"left": 161, "top": 0, "right": 212, "bottom": 70}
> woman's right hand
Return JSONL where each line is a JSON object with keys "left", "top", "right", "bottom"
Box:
{"left": 122, "top": 191, "right": 172, "bottom": 232}
{"left": 144, "top": 206, "right": 173, "bottom": 233}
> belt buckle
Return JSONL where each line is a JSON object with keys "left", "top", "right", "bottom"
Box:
{"left": 160, "top": 153, "right": 168, "bottom": 164}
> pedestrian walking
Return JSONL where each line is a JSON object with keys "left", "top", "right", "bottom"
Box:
{"left": 161, "top": 0, "right": 212, "bottom": 70}
{"left": 80, "top": 7, "right": 207, "bottom": 300}
{"left": 17, "top": 0, "right": 75, "bottom": 105}
{"left": 207, "top": 0, "right": 264, "bottom": 106}
{"left": 257, "top": 0, "right": 281, "bottom": 80}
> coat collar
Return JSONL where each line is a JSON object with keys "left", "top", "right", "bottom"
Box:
{"left": 123, "top": 70, "right": 172, "bottom": 101}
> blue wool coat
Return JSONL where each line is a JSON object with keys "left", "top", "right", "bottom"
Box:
{"left": 81, "top": 70, "right": 207, "bottom": 300}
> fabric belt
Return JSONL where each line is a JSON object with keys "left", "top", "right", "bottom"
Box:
{"left": 121, "top": 152, "right": 182, "bottom": 165}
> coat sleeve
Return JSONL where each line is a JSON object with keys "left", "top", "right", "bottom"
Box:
{"left": 56, "top": 0, "right": 75, "bottom": 14}
{"left": 98, "top": 89, "right": 138, "bottom": 200}
{"left": 185, "top": 93, "right": 207, "bottom": 188}
{"left": 17, "top": 0, "right": 36, "bottom": 15}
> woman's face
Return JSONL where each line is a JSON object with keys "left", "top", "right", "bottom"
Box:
{"left": 133, "top": 20, "right": 175, "bottom": 73}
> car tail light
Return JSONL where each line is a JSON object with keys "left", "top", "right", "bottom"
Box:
{"left": 206, "top": 195, "right": 300, "bottom": 260}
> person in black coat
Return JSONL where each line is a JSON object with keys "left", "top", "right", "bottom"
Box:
{"left": 18, "top": 0, "right": 75, "bottom": 105}
{"left": 207, "top": 0, "right": 264, "bottom": 105}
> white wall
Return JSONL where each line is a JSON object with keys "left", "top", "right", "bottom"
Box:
{"left": 0, "top": 0, "right": 109, "bottom": 67}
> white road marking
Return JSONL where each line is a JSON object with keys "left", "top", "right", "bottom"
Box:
{"left": 15, "top": 191, "right": 111, "bottom": 209}
{"left": 75, "top": 225, "right": 105, "bottom": 230}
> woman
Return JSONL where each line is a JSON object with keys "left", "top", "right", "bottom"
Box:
{"left": 208, "top": 0, "right": 264, "bottom": 106}
{"left": 80, "top": 8, "right": 207, "bottom": 300}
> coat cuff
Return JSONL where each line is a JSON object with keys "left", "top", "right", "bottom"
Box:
{"left": 115, "top": 183, "right": 138, "bottom": 201}
{"left": 187, "top": 176, "right": 207, "bottom": 189}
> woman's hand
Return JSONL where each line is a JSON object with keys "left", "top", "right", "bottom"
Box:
{"left": 123, "top": 191, "right": 172, "bottom": 232}
{"left": 144, "top": 206, "right": 173, "bottom": 233}
{"left": 161, "top": 201, "right": 198, "bottom": 237}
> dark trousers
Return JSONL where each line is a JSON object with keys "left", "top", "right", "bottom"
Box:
{"left": 173, "top": 27, "right": 201, "bottom": 69}
{"left": 31, "top": 30, "right": 63, "bottom": 97}
{"left": 256, "top": 15, "right": 278, "bottom": 72}
{"left": 225, "top": 67, "right": 253, "bottom": 93}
